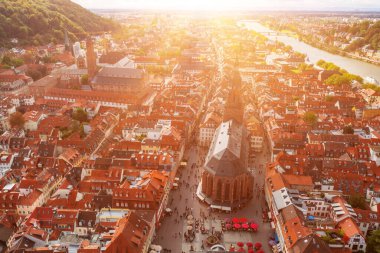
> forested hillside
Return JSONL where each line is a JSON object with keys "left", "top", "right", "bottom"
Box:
{"left": 345, "top": 20, "right": 380, "bottom": 51}
{"left": 0, "top": 0, "right": 119, "bottom": 47}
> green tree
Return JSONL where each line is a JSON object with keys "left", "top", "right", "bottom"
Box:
{"left": 80, "top": 74, "right": 89, "bottom": 85}
{"left": 343, "top": 125, "right": 354, "bottom": 134}
{"left": 9, "top": 112, "right": 25, "bottom": 129}
{"left": 26, "top": 64, "right": 47, "bottom": 81}
{"left": 22, "top": 52, "right": 35, "bottom": 64}
{"left": 325, "top": 95, "right": 334, "bottom": 102}
{"left": 79, "top": 124, "right": 86, "bottom": 139}
{"left": 346, "top": 38, "right": 365, "bottom": 52}
{"left": 297, "top": 63, "right": 313, "bottom": 72}
{"left": 343, "top": 73, "right": 363, "bottom": 83}
{"left": 303, "top": 111, "right": 318, "bottom": 125}
{"left": 1, "top": 55, "right": 24, "bottom": 67}
{"left": 1, "top": 55, "right": 11, "bottom": 66}
{"left": 292, "top": 96, "right": 300, "bottom": 102}
{"left": 363, "top": 83, "right": 380, "bottom": 92}
{"left": 317, "top": 60, "right": 342, "bottom": 72}
{"left": 325, "top": 74, "right": 351, "bottom": 86}
{"left": 348, "top": 194, "right": 366, "bottom": 209}
{"left": 42, "top": 55, "right": 54, "bottom": 64}
{"left": 11, "top": 58, "right": 24, "bottom": 67}
{"left": 317, "top": 59, "right": 326, "bottom": 67}
{"left": 366, "top": 230, "right": 380, "bottom": 253}
{"left": 72, "top": 108, "right": 88, "bottom": 123}
{"left": 283, "top": 45, "right": 293, "bottom": 53}
{"left": 0, "top": 0, "right": 119, "bottom": 47}
{"left": 26, "top": 69, "right": 43, "bottom": 81}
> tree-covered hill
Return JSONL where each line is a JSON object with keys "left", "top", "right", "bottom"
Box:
{"left": 345, "top": 20, "right": 380, "bottom": 51}
{"left": 0, "top": 0, "right": 119, "bottom": 47}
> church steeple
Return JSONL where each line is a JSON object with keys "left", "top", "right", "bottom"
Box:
{"left": 223, "top": 68, "right": 243, "bottom": 124}
{"left": 64, "top": 30, "right": 71, "bottom": 51}
{"left": 86, "top": 37, "right": 97, "bottom": 80}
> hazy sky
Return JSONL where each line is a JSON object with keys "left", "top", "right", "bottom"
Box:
{"left": 72, "top": 0, "right": 380, "bottom": 11}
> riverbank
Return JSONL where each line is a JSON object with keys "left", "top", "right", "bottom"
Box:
{"left": 259, "top": 21, "right": 380, "bottom": 67}
{"left": 240, "top": 20, "right": 380, "bottom": 82}
{"left": 243, "top": 20, "right": 380, "bottom": 67}
{"left": 297, "top": 36, "right": 380, "bottom": 67}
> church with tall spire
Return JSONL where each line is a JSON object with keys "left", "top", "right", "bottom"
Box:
{"left": 64, "top": 30, "right": 71, "bottom": 52}
{"left": 223, "top": 68, "right": 244, "bottom": 124}
{"left": 198, "top": 68, "right": 253, "bottom": 210}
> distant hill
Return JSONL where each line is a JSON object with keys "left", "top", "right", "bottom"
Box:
{"left": 0, "top": 0, "right": 119, "bottom": 47}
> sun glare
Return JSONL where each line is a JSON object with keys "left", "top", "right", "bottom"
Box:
{"left": 74, "top": 0, "right": 280, "bottom": 11}
{"left": 127, "top": 0, "right": 253, "bottom": 11}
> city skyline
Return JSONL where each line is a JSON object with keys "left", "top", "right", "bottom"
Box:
{"left": 72, "top": 0, "right": 380, "bottom": 11}
{"left": 2, "top": 0, "right": 380, "bottom": 252}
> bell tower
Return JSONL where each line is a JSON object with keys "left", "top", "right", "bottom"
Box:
{"left": 86, "top": 37, "right": 97, "bottom": 80}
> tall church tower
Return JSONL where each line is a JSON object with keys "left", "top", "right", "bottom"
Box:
{"left": 223, "top": 68, "right": 244, "bottom": 124}
{"left": 64, "top": 30, "right": 71, "bottom": 51}
{"left": 86, "top": 38, "right": 97, "bottom": 80}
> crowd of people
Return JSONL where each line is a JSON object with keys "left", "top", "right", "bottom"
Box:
{"left": 154, "top": 146, "right": 206, "bottom": 250}
{"left": 154, "top": 145, "right": 271, "bottom": 252}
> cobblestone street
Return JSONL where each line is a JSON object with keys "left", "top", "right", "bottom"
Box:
{"left": 154, "top": 141, "right": 273, "bottom": 252}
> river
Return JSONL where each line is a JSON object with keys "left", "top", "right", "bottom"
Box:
{"left": 239, "top": 20, "right": 380, "bottom": 82}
